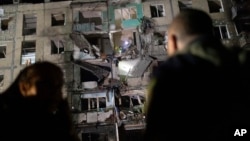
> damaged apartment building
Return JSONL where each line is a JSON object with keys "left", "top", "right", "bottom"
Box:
{"left": 70, "top": 0, "right": 148, "bottom": 141}
{"left": 0, "top": 0, "right": 249, "bottom": 141}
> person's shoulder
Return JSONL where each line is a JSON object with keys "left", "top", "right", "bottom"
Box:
{"left": 152, "top": 55, "right": 190, "bottom": 79}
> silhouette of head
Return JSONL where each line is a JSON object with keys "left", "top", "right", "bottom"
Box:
{"left": 167, "top": 8, "right": 214, "bottom": 56}
{"left": 18, "top": 61, "right": 65, "bottom": 112}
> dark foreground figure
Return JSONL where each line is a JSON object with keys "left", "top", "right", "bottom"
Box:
{"left": 0, "top": 61, "right": 80, "bottom": 141}
{"left": 144, "top": 8, "right": 250, "bottom": 141}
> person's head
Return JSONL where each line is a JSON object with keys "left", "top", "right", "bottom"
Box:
{"left": 167, "top": 8, "right": 214, "bottom": 56}
{"left": 17, "top": 61, "right": 65, "bottom": 111}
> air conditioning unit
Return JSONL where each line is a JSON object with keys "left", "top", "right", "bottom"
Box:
{"left": 0, "top": 9, "right": 4, "bottom": 17}
{"left": 13, "top": 0, "right": 19, "bottom": 4}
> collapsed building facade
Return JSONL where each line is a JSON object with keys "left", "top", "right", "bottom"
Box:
{"left": 0, "top": 0, "right": 249, "bottom": 141}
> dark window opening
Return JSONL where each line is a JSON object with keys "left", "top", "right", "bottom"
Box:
{"left": 150, "top": 4, "right": 165, "bottom": 18}
{"left": 121, "top": 96, "right": 131, "bottom": 108}
{"left": 207, "top": 0, "right": 223, "bottom": 13}
{"left": 220, "top": 26, "right": 229, "bottom": 39}
{"left": 213, "top": 25, "right": 229, "bottom": 39}
{"left": 99, "top": 97, "right": 106, "bottom": 108}
{"left": 21, "top": 41, "right": 36, "bottom": 65}
{"left": 52, "top": 13, "right": 65, "bottom": 26}
{"left": 0, "top": 46, "right": 6, "bottom": 58}
{"left": 23, "top": 14, "right": 37, "bottom": 36}
{"left": 79, "top": 11, "right": 102, "bottom": 28}
{"left": 51, "top": 40, "right": 64, "bottom": 54}
{"left": 81, "top": 99, "right": 89, "bottom": 111}
{"left": 178, "top": 0, "right": 192, "bottom": 11}
{"left": 80, "top": 69, "right": 98, "bottom": 82}
{"left": 1, "top": 19, "right": 9, "bottom": 31}
{"left": 131, "top": 96, "right": 139, "bottom": 106}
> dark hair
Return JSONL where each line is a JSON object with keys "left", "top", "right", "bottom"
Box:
{"left": 2, "top": 61, "right": 64, "bottom": 97}
{"left": 19, "top": 61, "right": 64, "bottom": 89}
{"left": 175, "top": 8, "right": 214, "bottom": 36}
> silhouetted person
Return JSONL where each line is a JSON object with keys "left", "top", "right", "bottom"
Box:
{"left": 0, "top": 61, "right": 80, "bottom": 141}
{"left": 144, "top": 8, "right": 250, "bottom": 141}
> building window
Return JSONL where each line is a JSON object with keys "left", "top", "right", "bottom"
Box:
{"left": 81, "top": 97, "right": 106, "bottom": 111}
{"left": 150, "top": 4, "right": 165, "bottom": 18}
{"left": 213, "top": 25, "right": 229, "bottom": 39}
{"left": 0, "top": 46, "right": 6, "bottom": 58}
{"left": 0, "top": 18, "right": 10, "bottom": 31}
{"left": 51, "top": 13, "right": 65, "bottom": 26}
{"left": 21, "top": 41, "right": 36, "bottom": 65}
{"left": 178, "top": 0, "right": 192, "bottom": 11}
{"left": 0, "top": 75, "right": 3, "bottom": 88}
{"left": 23, "top": 14, "right": 37, "bottom": 36}
{"left": 207, "top": 0, "right": 224, "bottom": 13}
{"left": 51, "top": 39, "right": 64, "bottom": 54}
{"left": 121, "top": 7, "right": 137, "bottom": 20}
{"left": 115, "top": 7, "right": 137, "bottom": 21}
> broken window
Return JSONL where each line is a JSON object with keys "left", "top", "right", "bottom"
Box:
{"left": 81, "top": 97, "right": 106, "bottom": 111}
{"left": 120, "top": 96, "right": 131, "bottom": 108}
{"left": 178, "top": 0, "right": 192, "bottom": 11}
{"left": 153, "top": 32, "right": 165, "bottom": 45}
{"left": 23, "top": 14, "right": 37, "bottom": 36}
{"left": 0, "top": 46, "right": 6, "bottom": 59}
{"left": 51, "top": 13, "right": 65, "bottom": 26}
{"left": 213, "top": 25, "right": 229, "bottom": 39}
{"left": 78, "top": 11, "right": 102, "bottom": 31}
{"left": 150, "top": 4, "right": 165, "bottom": 18}
{"left": 1, "top": 19, "right": 9, "bottom": 31}
{"left": 21, "top": 41, "right": 36, "bottom": 65}
{"left": 121, "top": 7, "right": 137, "bottom": 20}
{"left": 207, "top": 0, "right": 224, "bottom": 13}
{"left": 115, "top": 7, "right": 137, "bottom": 21}
{"left": 51, "top": 39, "right": 64, "bottom": 54}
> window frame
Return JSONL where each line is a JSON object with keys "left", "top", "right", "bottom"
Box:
{"left": 115, "top": 7, "right": 138, "bottom": 21}
{"left": 81, "top": 97, "right": 107, "bottom": 111}
{"left": 23, "top": 14, "right": 37, "bottom": 36}
{"left": 51, "top": 40, "right": 64, "bottom": 54}
{"left": 213, "top": 25, "right": 230, "bottom": 39}
{"left": 21, "top": 41, "right": 36, "bottom": 65}
{"left": 51, "top": 13, "right": 66, "bottom": 26}
{"left": 207, "top": 0, "right": 224, "bottom": 13}
{"left": 150, "top": 4, "right": 165, "bottom": 18}
{"left": 0, "top": 45, "right": 6, "bottom": 59}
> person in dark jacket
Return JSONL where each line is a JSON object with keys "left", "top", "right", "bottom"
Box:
{"left": 144, "top": 8, "right": 250, "bottom": 141}
{"left": 0, "top": 61, "right": 80, "bottom": 141}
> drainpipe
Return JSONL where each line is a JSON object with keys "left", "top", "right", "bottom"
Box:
{"left": 10, "top": 3, "right": 18, "bottom": 81}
